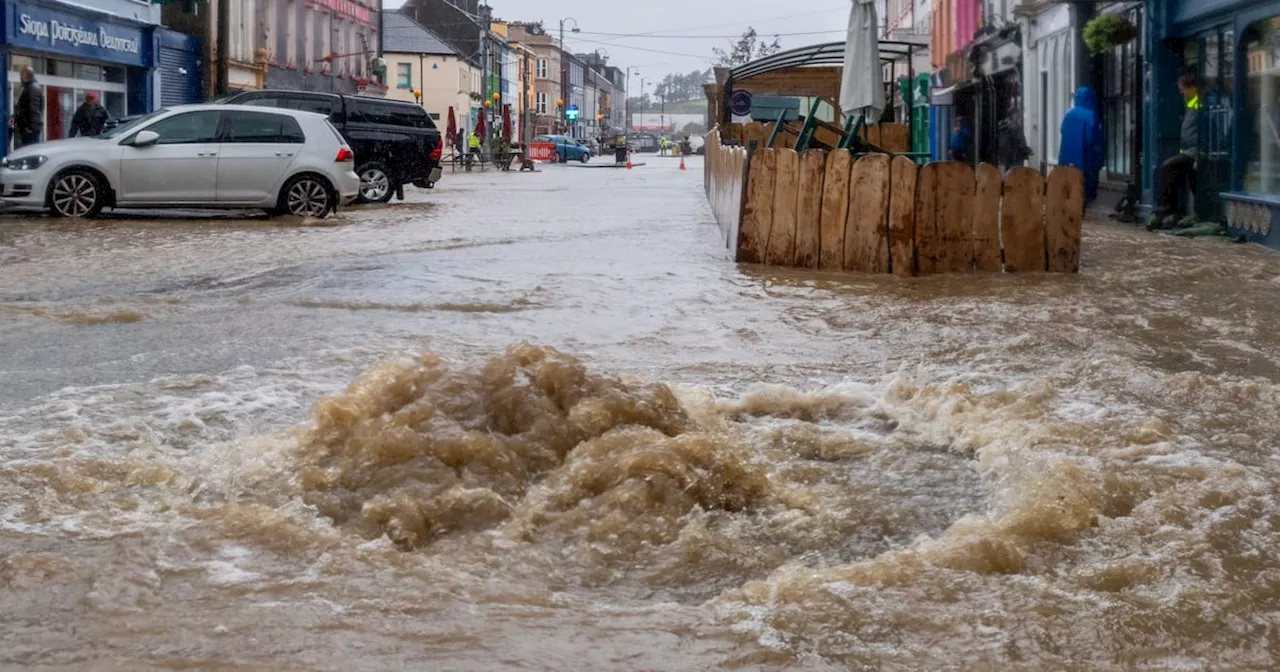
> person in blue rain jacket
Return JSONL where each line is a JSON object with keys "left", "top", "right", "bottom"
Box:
{"left": 1058, "top": 87, "right": 1103, "bottom": 202}
{"left": 949, "top": 116, "right": 973, "bottom": 165}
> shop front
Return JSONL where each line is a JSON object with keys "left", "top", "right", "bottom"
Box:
{"left": 1, "top": 0, "right": 153, "bottom": 151}
{"left": 1146, "top": 0, "right": 1280, "bottom": 246}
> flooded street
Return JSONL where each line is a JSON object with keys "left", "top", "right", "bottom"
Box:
{"left": 4, "top": 156, "right": 1280, "bottom": 670}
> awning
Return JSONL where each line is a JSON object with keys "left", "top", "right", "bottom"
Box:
{"left": 930, "top": 86, "right": 955, "bottom": 105}
{"left": 730, "top": 39, "right": 922, "bottom": 82}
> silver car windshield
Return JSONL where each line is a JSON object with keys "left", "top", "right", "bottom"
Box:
{"left": 99, "top": 110, "right": 168, "bottom": 139}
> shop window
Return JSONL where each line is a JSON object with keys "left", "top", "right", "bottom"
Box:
{"left": 74, "top": 63, "right": 103, "bottom": 82}
{"left": 103, "top": 91, "right": 126, "bottom": 119}
{"left": 1244, "top": 17, "right": 1280, "bottom": 194}
{"left": 10, "top": 55, "right": 41, "bottom": 74}
{"left": 46, "top": 59, "right": 75, "bottom": 78}
{"left": 104, "top": 66, "right": 127, "bottom": 84}
{"left": 1102, "top": 8, "right": 1142, "bottom": 178}
{"left": 144, "top": 111, "right": 220, "bottom": 145}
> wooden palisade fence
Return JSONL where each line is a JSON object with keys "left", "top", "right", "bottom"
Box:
{"left": 703, "top": 129, "right": 1085, "bottom": 275}
{"left": 705, "top": 131, "right": 748, "bottom": 251}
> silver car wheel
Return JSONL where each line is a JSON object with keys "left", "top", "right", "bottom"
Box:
{"left": 286, "top": 178, "right": 330, "bottom": 217}
{"left": 51, "top": 174, "right": 98, "bottom": 218}
{"left": 359, "top": 167, "right": 389, "bottom": 202}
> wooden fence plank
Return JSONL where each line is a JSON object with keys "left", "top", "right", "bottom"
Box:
{"left": 730, "top": 147, "right": 748, "bottom": 257}
{"left": 844, "top": 153, "right": 891, "bottom": 272}
{"left": 738, "top": 148, "right": 776, "bottom": 264}
{"left": 889, "top": 155, "right": 917, "bottom": 276}
{"left": 766, "top": 149, "right": 801, "bottom": 266}
{"left": 879, "top": 124, "right": 910, "bottom": 153}
{"left": 973, "top": 163, "right": 1003, "bottom": 272}
{"left": 914, "top": 162, "right": 940, "bottom": 274}
{"left": 1001, "top": 166, "right": 1047, "bottom": 273}
{"left": 794, "top": 150, "right": 826, "bottom": 268}
{"left": 935, "top": 162, "right": 976, "bottom": 273}
{"left": 819, "top": 149, "right": 853, "bottom": 270}
{"left": 1045, "top": 165, "right": 1085, "bottom": 273}
{"left": 860, "top": 124, "right": 883, "bottom": 148}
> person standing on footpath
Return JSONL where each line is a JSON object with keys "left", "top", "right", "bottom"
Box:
{"left": 1148, "top": 71, "right": 1201, "bottom": 231}
{"left": 949, "top": 116, "right": 973, "bottom": 165}
{"left": 10, "top": 67, "right": 44, "bottom": 148}
{"left": 69, "top": 92, "right": 109, "bottom": 138}
{"left": 1058, "top": 87, "right": 1104, "bottom": 203}
{"left": 997, "top": 104, "right": 1033, "bottom": 171}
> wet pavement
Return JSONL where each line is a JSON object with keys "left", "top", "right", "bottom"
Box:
{"left": 4, "top": 155, "right": 1280, "bottom": 670}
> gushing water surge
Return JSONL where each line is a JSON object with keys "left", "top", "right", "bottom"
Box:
{"left": 6, "top": 340, "right": 1278, "bottom": 670}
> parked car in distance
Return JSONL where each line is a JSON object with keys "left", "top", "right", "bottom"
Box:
{"left": 219, "top": 90, "right": 443, "bottom": 203}
{"left": 0, "top": 105, "right": 360, "bottom": 218}
{"left": 533, "top": 134, "right": 592, "bottom": 163}
{"left": 627, "top": 132, "right": 660, "bottom": 153}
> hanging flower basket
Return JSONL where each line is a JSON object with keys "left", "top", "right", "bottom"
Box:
{"left": 1084, "top": 15, "right": 1138, "bottom": 56}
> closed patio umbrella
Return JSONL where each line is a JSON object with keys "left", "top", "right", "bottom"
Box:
{"left": 839, "top": 0, "right": 885, "bottom": 124}
{"left": 475, "top": 108, "right": 487, "bottom": 143}
{"left": 502, "top": 104, "right": 512, "bottom": 143}
{"left": 446, "top": 106, "right": 457, "bottom": 146}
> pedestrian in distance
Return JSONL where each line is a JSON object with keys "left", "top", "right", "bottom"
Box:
{"left": 996, "top": 104, "right": 1033, "bottom": 172}
{"left": 1148, "top": 71, "right": 1202, "bottom": 231}
{"left": 10, "top": 66, "right": 44, "bottom": 148}
{"left": 69, "top": 91, "right": 110, "bottom": 138}
{"left": 949, "top": 115, "right": 973, "bottom": 165}
{"left": 1058, "top": 87, "right": 1103, "bottom": 203}
{"left": 467, "top": 130, "right": 481, "bottom": 170}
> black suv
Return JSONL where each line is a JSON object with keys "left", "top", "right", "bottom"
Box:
{"left": 220, "top": 90, "right": 443, "bottom": 203}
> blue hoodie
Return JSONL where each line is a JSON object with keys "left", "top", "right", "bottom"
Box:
{"left": 1058, "top": 87, "right": 1103, "bottom": 201}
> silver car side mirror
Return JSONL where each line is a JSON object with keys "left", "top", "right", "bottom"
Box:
{"left": 131, "top": 130, "right": 160, "bottom": 147}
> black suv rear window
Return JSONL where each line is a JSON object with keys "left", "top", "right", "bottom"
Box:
{"left": 348, "top": 98, "right": 436, "bottom": 129}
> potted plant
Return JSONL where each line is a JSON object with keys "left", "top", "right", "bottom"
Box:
{"left": 1084, "top": 15, "right": 1139, "bottom": 56}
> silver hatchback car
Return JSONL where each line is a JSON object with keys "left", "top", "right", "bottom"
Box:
{"left": 0, "top": 104, "right": 361, "bottom": 218}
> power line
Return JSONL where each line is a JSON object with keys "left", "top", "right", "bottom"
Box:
{"left": 564, "top": 35, "right": 711, "bottom": 60}
{"left": 572, "top": 29, "right": 846, "bottom": 40}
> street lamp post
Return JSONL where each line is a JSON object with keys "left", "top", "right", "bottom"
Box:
{"left": 559, "top": 17, "right": 580, "bottom": 137}
{"left": 639, "top": 78, "right": 648, "bottom": 134}
{"left": 626, "top": 66, "right": 640, "bottom": 133}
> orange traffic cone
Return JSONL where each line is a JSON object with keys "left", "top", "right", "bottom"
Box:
{"left": 626, "top": 150, "right": 633, "bottom": 169}
{"left": 679, "top": 155, "right": 686, "bottom": 171}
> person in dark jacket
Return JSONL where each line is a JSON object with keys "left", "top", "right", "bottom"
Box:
{"left": 10, "top": 67, "right": 44, "bottom": 148}
{"left": 1149, "top": 71, "right": 1201, "bottom": 230}
{"left": 997, "top": 104, "right": 1033, "bottom": 171}
{"left": 69, "top": 91, "right": 109, "bottom": 138}
{"left": 1058, "top": 87, "right": 1103, "bottom": 202}
{"left": 949, "top": 116, "right": 973, "bottom": 164}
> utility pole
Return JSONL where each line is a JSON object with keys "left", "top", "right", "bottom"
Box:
{"left": 558, "top": 18, "right": 578, "bottom": 136}
{"left": 626, "top": 67, "right": 639, "bottom": 133}
{"left": 640, "top": 78, "right": 647, "bottom": 133}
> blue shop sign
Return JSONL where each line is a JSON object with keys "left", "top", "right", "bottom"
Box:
{"left": 5, "top": 1, "right": 150, "bottom": 68}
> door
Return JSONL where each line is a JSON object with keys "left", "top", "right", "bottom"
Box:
{"left": 118, "top": 110, "right": 221, "bottom": 204}
{"left": 215, "top": 110, "right": 306, "bottom": 203}
{"left": 1193, "top": 27, "right": 1235, "bottom": 219}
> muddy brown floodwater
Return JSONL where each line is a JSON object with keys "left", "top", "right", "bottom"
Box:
{"left": 3, "top": 158, "right": 1280, "bottom": 670}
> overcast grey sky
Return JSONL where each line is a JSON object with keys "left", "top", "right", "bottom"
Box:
{"left": 383, "top": 1, "right": 852, "bottom": 91}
